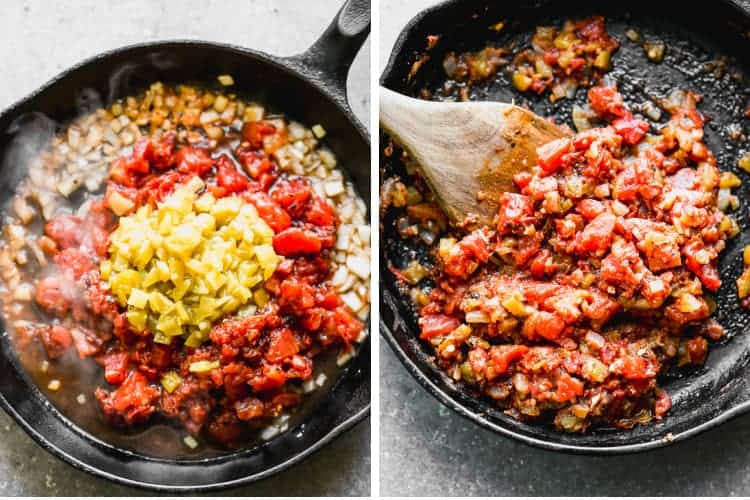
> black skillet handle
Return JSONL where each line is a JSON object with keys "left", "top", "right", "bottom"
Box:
{"left": 284, "top": 0, "right": 370, "bottom": 111}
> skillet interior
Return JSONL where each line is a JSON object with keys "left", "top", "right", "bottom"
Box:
{"left": 380, "top": 0, "right": 750, "bottom": 452}
{"left": 0, "top": 41, "right": 370, "bottom": 489}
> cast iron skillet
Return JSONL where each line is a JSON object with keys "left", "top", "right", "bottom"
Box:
{"left": 380, "top": 0, "right": 750, "bottom": 454}
{"left": 0, "top": 0, "right": 369, "bottom": 491}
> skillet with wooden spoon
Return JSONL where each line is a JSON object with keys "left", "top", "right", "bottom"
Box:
{"left": 379, "top": 86, "right": 567, "bottom": 226}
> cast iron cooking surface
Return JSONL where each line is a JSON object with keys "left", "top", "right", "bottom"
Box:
{"left": 380, "top": 0, "right": 750, "bottom": 453}
{"left": 0, "top": 33, "right": 369, "bottom": 492}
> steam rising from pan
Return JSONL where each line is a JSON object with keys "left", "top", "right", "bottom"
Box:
{"left": 1, "top": 112, "right": 57, "bottom": 195}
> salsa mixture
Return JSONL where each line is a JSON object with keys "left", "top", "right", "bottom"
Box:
{"left": 437, "top": 16, "right": 618, "bottom": 102}
{"left": 0, "top": 80, "right": 370, "bottom": 448}
{"left": 383, "top": 17, "right": 744, "bottom": 432}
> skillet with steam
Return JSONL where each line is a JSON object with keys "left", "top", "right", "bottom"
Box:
{"left": 0, "top": 0, "right": 370, "bottom": 491}
{"left": 380, "top": 0, "right": 750, "bottom": 453}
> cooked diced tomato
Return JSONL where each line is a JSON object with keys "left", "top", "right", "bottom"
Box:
{"left": 242, "top": 121, "right": 277, "bottom": 149}
{"left": 128, "top": 138, "right": 153, "bottom": 174}
{"left": 273, "top": 227, "right": 323, "bottom": 255}
{"left": 686, "top": 336, "right": 708, "bottom": 365}
{"left": 265, "top": 328, "right": 299, "bottom": 362}
{"left": 236, "top": 148, "right": 273, "bottom": 179}
{"left": 39, "top": 325, "right": 73, "bottom": 359}
{"left": 332, "top": 306, "right": 364, "bottom": 343}
{"left": 496, "top": 192, "right": 534, "bottom": 232}
{"left": 613, "top": 117, "right": 649, "bottom": 145}
{"left": 34, "top": 276, "right": 72, "bottom": 316}
{"left": 103, "top": 351, "right": 130, "bottom": 384}
{"left": 70, "top": 327, "right": 104, "bottom": 358}
{"left": 204, "top": 411, "right": 242, "bottom": 446}
{"left": 235, "top": 397, "right": 265, "bottom": 421}
{"left": 588, "top": 86, "right": 627, "bottom": 118}
{"left": 272, "top": 391, "right": 302, "bottom": 408}
{"left": 215, "top": 154, "right": 249, "bottom": 193}
{"left": 611, "top": 355, "right": 657, "bottom": 380}
{"left": 531, "top": 310, "right": 565, "bottom": 340}
{"left": 272, "top": 177, "right": 311, "bottom": 214}
{"left": 554, "top": 372, "right": 584, "bottom": 403}
{"left": 301, "top": 307, "right": 324, "bottom": 331}
{"left": 419, "top": 314, "right": 460, "bottom": 339}
{"left": 316, "top": 287, "right": 341, "bottom": 309}
{"left": 44, "top": 214, "right": 82, "bottom": 249}
{"left": 243, "top": 191, "right": 292, "bottom": 233}
{"left": 108, "top": 158, "right": 138, "bottom": 187}
{"left": 54, "top": 248, "right": 94, "bottom": 280}
{"left": 578, "top": 212, "right": 615, "bottom": 255}
{"left": 278, "top": 278, "right": 316, "bottom": 310}
{"left": 460, "top": 230, "right": 490, "bottom": 262}
{"left": 489, "top": 345, "right": 529, "bottom": 376}
{"left": 249, "top": 364, "right": 287, "bottom": 392}
{"left": 96, "top": 370, "right": 159, "bottom": 425}
{"left": 513, "top": 171, "right": 533, "bottom": 189}
{"left": 529, "top": 248, "right": 555, "bottom": 278}
{"left": 654, "top": 389, "right": 672, "bottom": 418}
{"left": 536, "top": 138, "right": 571, "bottom": 173}
{"left": 306, "top": 196, "right": 337, "bottom": 227}
{"left": 683, "top": 241, "right": 721, "bottom": 291}
{"left": 150, "top": 344, "right": 172, "bottom": 369}
{"left": 151, "top": 133, "right": 176, "bottom": 170}
{"left": 576, "top": 199, "right": 605, "bottom": 220}
{"left": 174, "top": 146, "right": 214, "bottom": 176}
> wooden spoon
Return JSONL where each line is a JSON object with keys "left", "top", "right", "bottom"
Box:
{"left": 380, "top": 86, "right": 568, "bottom": 226}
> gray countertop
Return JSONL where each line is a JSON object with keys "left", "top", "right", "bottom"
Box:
{"left": 379, "top": 0, "right": 750, "bottom": 496}
{"left": 0, "top": 0, "right": 369, "bottom": 496}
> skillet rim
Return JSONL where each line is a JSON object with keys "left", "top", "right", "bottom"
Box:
{"left": 379, "top": 0, "right": 750, "bottom": 455}
{"left": 0, "top": 38, "right": 371, "bottom": 491}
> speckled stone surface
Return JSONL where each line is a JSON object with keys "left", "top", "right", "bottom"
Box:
{"left": 380, "top": 0, "right": 750, "bottom": 496}
{"left": 0, "top": 0, "right": 369, "bottom": 496}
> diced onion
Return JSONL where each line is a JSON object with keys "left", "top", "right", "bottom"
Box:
{"left": 717, "top": 188, "right": 731, "bottom": 212}
{"left": 217, "top": 74, "right": 234, "bottom": 86}
{"left": 739, "top": 153, "right": 750, "bottom": 173}
{"left": 678, "top": 293, "right": 703, "bottom": 313}
{"left": 324, "top": 179, "right": 345, "bottom": 197}
{"left": 302, "top": 379, "right": 317, "bottom": 393}
{"left": 572, "top": 105, "right": 593, "bottom": 132}
{"left": 512, "top": 373, "right": 529, "bottom": 393}
{"left": 336, "top": 350, "right": 353, "bottom": 366}
{"left": 261, "top": 425, "right": 280, "bottom": 440}
{"left": 341, "top": 291, "right": 364, "bottom": 312}
{"left": 183, "top": 435, "right": 199, "bottom": 449}
{"left": 346, "top": 255, "right": 370, "bottom": 279}
{"left": 644, "top": 42, "right": 665, "bottom": 63}
{"left": 465, "top": 310, "right": 490, "bottom": 323}
{"left": 312, "top": 124, "right": 326, "bottom": 139}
